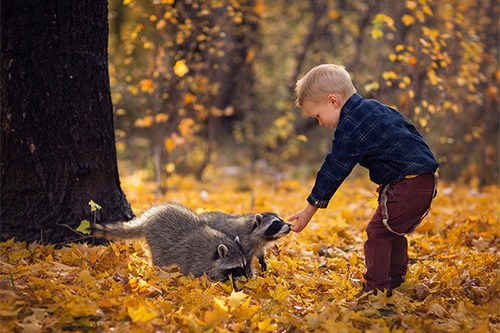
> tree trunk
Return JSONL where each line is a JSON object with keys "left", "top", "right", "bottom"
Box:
{"left": 1, "top": 0, "right": 134, "bottom": 244}
{"left": 196, "top": 114, "right": 215, "bottom": 181}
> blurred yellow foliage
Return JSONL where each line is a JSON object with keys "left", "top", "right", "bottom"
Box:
{"left": 173, "top": 60, "right": 189, "bottom": 77}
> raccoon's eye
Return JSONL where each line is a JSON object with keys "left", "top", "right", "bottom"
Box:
{"left": 264, "top": 221, "right": 283, "bottom": 237}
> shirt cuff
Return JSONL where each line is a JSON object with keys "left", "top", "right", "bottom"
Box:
{"left": 307, "top": 194, "right": 329, "bottom": 208}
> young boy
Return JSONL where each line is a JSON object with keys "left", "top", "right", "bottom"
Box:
{"left": 288, "top": 64, "right": 438, "bottom": 295}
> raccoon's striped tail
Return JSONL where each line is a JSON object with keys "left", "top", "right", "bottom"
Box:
{"left": 92, "top": 220, "right": 145, "bottom": 240}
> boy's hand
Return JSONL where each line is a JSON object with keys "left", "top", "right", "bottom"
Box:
{"left": 288, "top": 204, "right": 318, "bottom": 233}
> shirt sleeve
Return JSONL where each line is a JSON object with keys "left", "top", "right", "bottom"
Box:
{"left": 307, "top": 133, "right": 361, "bottom": 208}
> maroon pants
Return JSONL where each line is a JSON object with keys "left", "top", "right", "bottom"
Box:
{"left": 364, "top": 172, "right": 437, "bottom": 292}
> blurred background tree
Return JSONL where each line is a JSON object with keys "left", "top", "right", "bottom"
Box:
{"left": 108, "top": 0, "right": 498, "bottom": 192}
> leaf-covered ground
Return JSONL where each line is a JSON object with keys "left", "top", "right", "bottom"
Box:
{"left": 1, "top": 170, "right": 499, "bottom": 332}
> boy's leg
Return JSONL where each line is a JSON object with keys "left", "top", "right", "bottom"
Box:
{"left": 364, "top": 173, "right": 436, "bottom": 293}
{"left": 363, "top": 227, "right": 396, "bottom": 292}
{"left": 381, "top": 173, "right": 436, "bottom": 235}
{"left": 364, "top": 231, "right": 407, "bottom": 292}
{"left": 389, "top": 236, "right": 408, "bottom": 289}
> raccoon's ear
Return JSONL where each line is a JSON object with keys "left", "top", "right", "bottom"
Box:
{"left": 253, "top": 214, "right": 263, "bottom": 227}
{"left": 234, "top": 236, "right": 240, "bottom": 244}
{"left": 218, "top": 244, "right": 229, "bottom": 258}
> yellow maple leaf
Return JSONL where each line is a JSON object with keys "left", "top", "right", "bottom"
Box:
{"left": 213, "top": 297, "right": 228, "bottom": 313}
{"left": 416, "top": 9, "right": 425, "bottom": 22}
{"left": 174, "top": 60, "right": 189, "bottom": 77}
{"left": 333, "top": 216, "right": 348, "bottom": 230}
{"left": 227, "top": 290, "right": 249, "bottom": 308}
{"left": 155, "top": 113, "right": 169, "bottom": 123}
{"left": 127, "top": 304, "right": 158, "bottom": 322}
{"left": 244, "top": 279, "right": 259, "bottom": 290}
{"left": 418, "top": 117, "right": 428, "bottom": 128}
{"left": 139, "top": 79, "right": 154, "bottom": 93}
{"left": 371, "top": 28, "right": 384, "bottom": 39}
{"left": 258, "top": 317, "right": 277, "bottom": 331}
{"left": 382, "top": 71, "right": 398, "bottom": 81}
{"left": 409, "top": 55, "right": 418, "bottom": 66}
{"left": 297, "top": 134, "right": 308, "bottom": 142}
{"left": 402, "top": 14, "right": 415, "bottom": 26}
{"left": 422, "top": 5, "right": 433, "bottom": 16}
{"left": 66, "top": 300, "right": 99, "bottom": 317}
{"left": 128, "top": 277, "right": 151, "bottom": 293}
{"left": 349, "top": 252, "right": 358, "bottom": 266}
{"left": 204, "top": 297, "right": 230, "bottom": 327}
{"left": 165, "top": 137, "right": 175, "bottom": 153}
{"left": 427, "top": 70, "right": 440, "bottom": 85}
{"left": 178, "top": 118, "right": 195, "bottom": 137}
{"left": 165, "top": 163, "right": 175, "bottom": 174}
{"left": 230, "top": 297, "right": 259, "bottom": 322}
{"left": 329, "top": 10, "right": 340, "bottom": 19}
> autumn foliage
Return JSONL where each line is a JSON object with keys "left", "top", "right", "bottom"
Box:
{"left": 1, "top": 0, "right": 498, "bottom": 331}
{"left": 109, "top": 0, "right": 499, "bottom": 188}
{"left": 1, "top": 170, "right": 498, "bottom": 332}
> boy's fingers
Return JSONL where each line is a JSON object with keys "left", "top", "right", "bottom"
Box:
{"left": 287, "top": 214, "right": 298, "bottom": 222}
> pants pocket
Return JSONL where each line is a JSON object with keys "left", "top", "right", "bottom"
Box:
{"left": 381, "top": 181, "right": 435, "bottom": 235}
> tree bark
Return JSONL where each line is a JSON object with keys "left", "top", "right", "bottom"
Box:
{"left": 1, "top": 0, "right": 134, "bottom": 244}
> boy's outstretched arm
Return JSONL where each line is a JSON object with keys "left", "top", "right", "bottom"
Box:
{"left": 288, "top": 203, "right": 318, "bottom": 233}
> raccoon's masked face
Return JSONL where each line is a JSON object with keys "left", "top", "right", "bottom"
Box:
{"left": 254, "top": 213, "right": 292, "bottom": 240}
{"left": 212, "top": 236, "right": 248, "bottom": 281}
{"left": 223, "top": 266, "right": 247, "bottom": 280}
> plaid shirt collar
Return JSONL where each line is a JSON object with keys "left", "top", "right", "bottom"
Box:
{"left": 340, "top": 93, "right": 363, "bottom": 118}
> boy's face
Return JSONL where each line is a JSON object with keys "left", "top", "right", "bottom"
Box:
{"left": 302, "top": 94, "right": 342, "bottom": 129}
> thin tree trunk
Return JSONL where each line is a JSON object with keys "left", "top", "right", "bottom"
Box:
{"left": 196, "top": 114, "right": 215, "bottom": 181}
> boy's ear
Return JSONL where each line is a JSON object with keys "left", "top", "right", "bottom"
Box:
{"left": 328, "top": 94, "right": 339, "bottom": 107}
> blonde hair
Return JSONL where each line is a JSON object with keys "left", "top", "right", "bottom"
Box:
{"left": 295, "top": 64, "right": 357, "bottom": 107}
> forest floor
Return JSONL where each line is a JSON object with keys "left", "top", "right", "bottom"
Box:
{"left": 1, "top": 168, "right": 499, "bottom": 332}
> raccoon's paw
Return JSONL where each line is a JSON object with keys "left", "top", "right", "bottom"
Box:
{"left": 258, "top": 256, "right": 267, "bottom": 271}
{"left": 234, "top": 275, "right": 245, "bottom": 282}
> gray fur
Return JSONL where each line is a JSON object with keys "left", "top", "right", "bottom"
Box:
{"left": 200, "top": 211, "right": 291, "bottom": 275}
{"left": 92, "top": 203, "right": 247, "bottom": 281}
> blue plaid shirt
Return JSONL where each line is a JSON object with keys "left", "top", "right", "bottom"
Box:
{"left": 308, "top": 93, "right": 438, "bottom": 208}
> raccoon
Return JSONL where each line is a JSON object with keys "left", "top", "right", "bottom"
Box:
{"left": 92, "top": 203, "right": 248, "bottom": 281}
{"left": 200, "top": 211, "right": 291, "bottom": 275}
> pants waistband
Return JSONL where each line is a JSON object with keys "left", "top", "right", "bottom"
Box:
{"left": 404, "top": 172, "right": 435, "bottom": 180}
